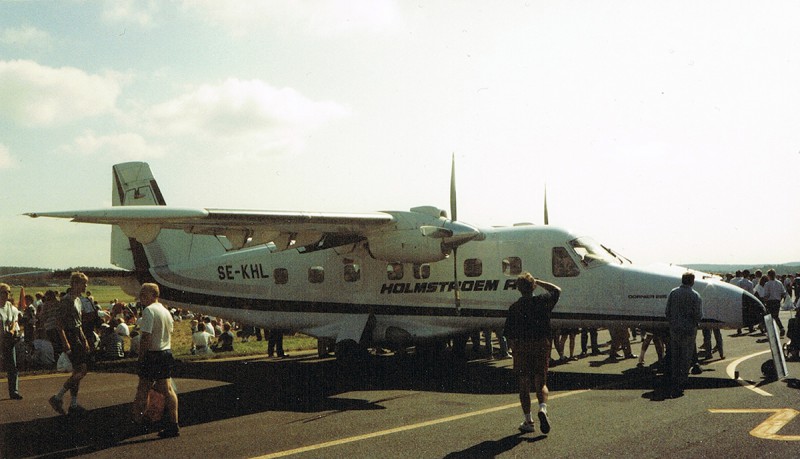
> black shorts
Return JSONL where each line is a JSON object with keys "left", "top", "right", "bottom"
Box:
{"left": 64, "top": 328, "right": 91, "bottom": 367}
{"left": 138, "top": 350, "right": 175, "bottom": 380}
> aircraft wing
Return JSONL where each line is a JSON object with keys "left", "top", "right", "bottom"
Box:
{"left": 26, "top": 206, "right": 395, "bottom": 250}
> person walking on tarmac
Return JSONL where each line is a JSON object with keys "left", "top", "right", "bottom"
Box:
{"left": 503, "top": 272, "right": 561, "bottom": 434}
{"left": 49, "top": 272, "right": 92, "bottom": 415}
{"left": 131, "top": 283, "right": 180, "bottom": 438}
{"left": 665, "top": 272, "right": 703, "bottom": 398}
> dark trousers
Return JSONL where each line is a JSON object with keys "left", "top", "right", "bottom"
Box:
{"left": 580, "top": 328, "right": 599, "bottom": 354}
{"left": 268, "top": 330, "right": 284, "bottom": 357}
{"left": 669, "top": 330, "right": 695, "bottom": 393}
{"left": 766, "top": 300, "right": 784, "bottom": 331}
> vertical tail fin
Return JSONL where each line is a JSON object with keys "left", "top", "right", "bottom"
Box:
{"left": 111, "top": 162, "right": 164, "bottom": 269}
{"left": 112, "top": 162, "right": 166, "bottom": 207}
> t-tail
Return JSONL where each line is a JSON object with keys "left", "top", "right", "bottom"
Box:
{"left": 110, "top": 162, "right": 225, "bottom": 277}
{"left": 111, "top": 162, "right": 164, "bottom": 270}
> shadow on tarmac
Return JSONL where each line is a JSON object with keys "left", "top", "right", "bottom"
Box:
{"left": 442, "top": 432, "right": 546, "bottom": 458}
{"left": 0, "top": 351, "right": 741, "bottom": 458}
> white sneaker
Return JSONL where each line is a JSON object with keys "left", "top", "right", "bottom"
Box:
{"left": 538, "top": 411, "right": 551, "bottom": 434}
{"left": 518, "top": 421, "right": 535, "bottom": 433}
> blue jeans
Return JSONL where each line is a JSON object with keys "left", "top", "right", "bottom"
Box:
{"left": 2, "top": 334, "right": 19, "bottom": 396}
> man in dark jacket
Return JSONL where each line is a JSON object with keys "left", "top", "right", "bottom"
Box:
{"left": 665, "top": 272, "right": 703, "bottom": 398}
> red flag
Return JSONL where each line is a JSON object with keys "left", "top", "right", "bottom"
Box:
{"left": 18, "top": 287, "right": 27, "bottom": 309}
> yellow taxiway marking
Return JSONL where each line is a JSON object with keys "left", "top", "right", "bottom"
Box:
{"left": 725, "top": 350, "right": 773, "bottom": 396}
{"left": 253, "top": 389, "right": 590, "bottom": 459}
{"left": 1, "top": 372, "right": 69, "bottom": 382}
{"left": 710, "top": 409, "right": 800, "bottom": 440}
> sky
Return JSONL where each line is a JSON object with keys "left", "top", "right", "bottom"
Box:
{"left": 1, "top": 1, "right": 799, "bottom": 269}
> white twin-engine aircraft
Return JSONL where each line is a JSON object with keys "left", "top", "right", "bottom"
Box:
{"left": 28, "top": 161, "right": 764, "bottom": 358}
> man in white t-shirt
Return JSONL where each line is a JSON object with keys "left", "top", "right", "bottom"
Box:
{"left": 1, "top": 283, "right": 22, "bottom": 400}
{"left": 764, "top": 269, "right": 787, "bottom": 336}
{"left": 131, "top": 283, "right": 179, "bottom": 438}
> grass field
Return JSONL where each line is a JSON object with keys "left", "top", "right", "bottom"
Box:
{"left": 15, "top": 284, "right": 318, "bottom": 360}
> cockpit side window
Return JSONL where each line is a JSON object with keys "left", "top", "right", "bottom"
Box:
{"left": 552, "top": 247, "right": 580, "bottom": 277}
{"left": 569, "top": 237, "right": 617, "bottom": 266}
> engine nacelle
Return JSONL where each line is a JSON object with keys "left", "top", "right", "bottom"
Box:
{"left": 367, "top": 229, "right": 449, "bottom": 263}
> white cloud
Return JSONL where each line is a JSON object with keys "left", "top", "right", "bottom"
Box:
{"left": 147, "top": 78, "right": 349, "bottom": 156}
{"left": 59, "top": 131, "right": 165, "bottom": 160}
{"left": 101, "top": 0, "right": 159, "bottom": 27}
{"left": 0, "top": 25, "right": 52, "bottom": 47}
{"left": 182, "top": 0, "right": 400, "bottom": 37}
{"left": 0, "top": 60, "right": 120, "bottom": 127}
{"left": 0, "top": 144, "right": 13, "bottom": 169}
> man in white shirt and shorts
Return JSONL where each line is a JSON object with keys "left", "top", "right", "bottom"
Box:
{"left": 131, "top": 283, "right": 179, "bottom": 438}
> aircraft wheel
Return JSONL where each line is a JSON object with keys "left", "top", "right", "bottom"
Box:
{"left": 761, "top": 359, "right": 777, "bottom": 380}
{"left": 416, "top": 342, "right": 446, "bottom": 362}
{"left": 335, "top": 339, "right": 369, "bottom": 364}
{"left": 317, "top": 338, "right": 335, "bottom": 358}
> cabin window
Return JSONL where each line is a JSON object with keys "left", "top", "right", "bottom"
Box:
{"left": 413, "top": 263, "right": 431, "bottom": 280}
{"left": 274, "top": 268, "right": 289, "bottom": 285}
{"left": 344, "top": 263, "right": 361, "bottom": 282}
{"left": 387, "top": 263, "right": 404, "bottom": 280}
{"left": 309, "top": 266, "right": 325, "bottom": 284}
{"left": 464, "top": 258, "right": 482, "bottom": 278}
{"left": 552, "top": 247, "right": 580, "bottom": 277}
{"left": 502, "top": 257, "right": 522, "bottom": 276}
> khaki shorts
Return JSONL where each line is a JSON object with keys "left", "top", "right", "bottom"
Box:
{"left": 513, "top": 338, "right": 550, "bottom": 377}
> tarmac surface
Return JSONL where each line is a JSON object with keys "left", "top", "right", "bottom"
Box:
{"left": 2, "top": 312, "right": 800, "bottom": 458}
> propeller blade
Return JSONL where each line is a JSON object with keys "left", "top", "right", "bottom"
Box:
{"left": 450, "top": 154, "right": 460, "bottom": 314}
{"left": 544, "top": 184, "right": 549, "bottom": 225}
{"left": 452, "top": 247, "right": 461, "bottom": 313}
{"left": 450, "top": 154, "right": 457, "bottom": 222}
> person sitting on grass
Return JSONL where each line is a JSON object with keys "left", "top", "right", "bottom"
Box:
{"left": 191, "top": 323, "right": 213, "bottom": 355}
{"left": 213, "top": 322, "right": 234, "bottom": 353}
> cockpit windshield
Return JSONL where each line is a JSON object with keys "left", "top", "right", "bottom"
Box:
{"left": 569, "top": 237, "right": 619, "bottom": 266}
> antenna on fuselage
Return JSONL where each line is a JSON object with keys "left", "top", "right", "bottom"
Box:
{"left": 450, "top": 154, "right": 461, "bottom": 315}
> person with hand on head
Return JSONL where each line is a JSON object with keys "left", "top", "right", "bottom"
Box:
{"left": 504, "top": 272, "right": 561, "bottom": 434}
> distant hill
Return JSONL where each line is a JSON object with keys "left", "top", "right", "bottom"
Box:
{"left": 0, "top": 267, "right": 119, "bottom": 275}
{"left": 681, "top": 262, "right": 800, "bottom": 275}
{"left": 0, "top": 266, "right": 126, "bottom": 286}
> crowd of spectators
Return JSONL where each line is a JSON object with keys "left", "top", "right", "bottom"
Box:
{"left": 6, "top": 288, "right": 289, "bottom": 370}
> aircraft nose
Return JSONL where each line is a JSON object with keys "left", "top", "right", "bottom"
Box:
{"left": 741, "top": 291, "right": 766, "bottom": 328}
